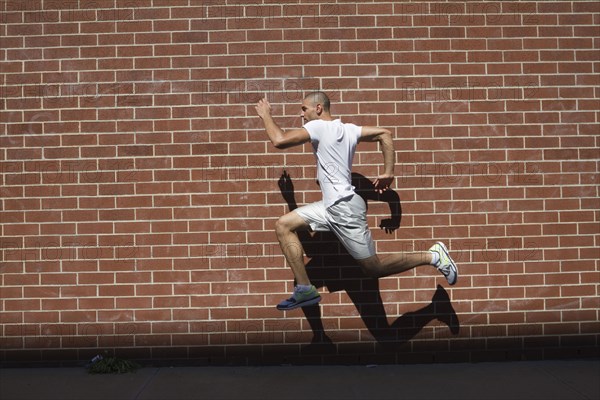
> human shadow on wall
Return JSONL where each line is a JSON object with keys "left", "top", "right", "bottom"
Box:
{"left": 278, "top": 171, "right": 459, "bottom": 352}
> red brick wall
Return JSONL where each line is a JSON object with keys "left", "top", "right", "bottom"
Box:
{"left": 1, "top": 1, "right": 598, "bottom": 365}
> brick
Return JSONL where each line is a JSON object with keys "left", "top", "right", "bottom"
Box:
{"left": 0, "top": 0, "right": 597, "bottom": 363}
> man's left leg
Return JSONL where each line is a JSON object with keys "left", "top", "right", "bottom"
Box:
{"left": 274, "top": 210, "right": 322, "bottom": 310}
{"left": 275, "top": 211, "right": 312, "bottom": 285}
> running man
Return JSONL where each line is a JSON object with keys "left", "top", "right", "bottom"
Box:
{"left": 255, "top": 92, "right": 458, "bottom": 311}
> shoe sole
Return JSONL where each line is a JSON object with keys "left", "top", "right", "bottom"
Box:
{"left": 276, "top": 295, "right": 321, "bottom": 311}
{"left": 436, "top": 242, "right": 458, "bottom": 285}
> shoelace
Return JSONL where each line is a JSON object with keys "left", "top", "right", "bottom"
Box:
{"left": 290, "top": 288, "right": 304, "bottom": 300}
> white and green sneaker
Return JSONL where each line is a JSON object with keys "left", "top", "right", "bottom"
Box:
{"left": 429, "top": 242, "right": 458, "bottom": 285}
{"left": 276, "top": 285, "right": 321, "bottom": 311}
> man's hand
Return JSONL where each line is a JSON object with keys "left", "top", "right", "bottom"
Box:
{"left": 255, "top": 97, "right": 272, "bottom": 119}
{"left": 373, "top": 174, "right": 394, "bottom": 194}
{"left": 255, "top": 97, "right": 311, "bottom": 149}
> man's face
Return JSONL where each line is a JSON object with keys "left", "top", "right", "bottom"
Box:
{"left": 300, "top": 98, "right": 319, "bottom": 123}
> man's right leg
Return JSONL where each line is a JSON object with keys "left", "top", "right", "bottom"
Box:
{"left": 356, "top": 243, "right": 458, "bottom": 285}
{"left": 356, "top": 252, "right": 434, "bottom": 279}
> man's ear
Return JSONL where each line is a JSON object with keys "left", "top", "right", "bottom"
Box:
{"left": 316, "top": 103, "right": 323, "bottom": 115}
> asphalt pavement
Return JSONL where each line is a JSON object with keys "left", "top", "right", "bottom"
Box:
{"left": 0, "top": 358, "right": 599, "bottom": 400}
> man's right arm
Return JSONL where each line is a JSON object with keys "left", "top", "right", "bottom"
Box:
{"left": 255, "top": 98, "right": 310, "bottom": 149}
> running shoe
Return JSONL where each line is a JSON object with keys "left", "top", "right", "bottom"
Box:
{"left": 429, "top": 242, "right": 458, "bottom": 285}
{"left": 276, "top": 285, "right": 321, "bottom": 310}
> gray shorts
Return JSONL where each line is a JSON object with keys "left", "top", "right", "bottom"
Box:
{"left": 294, "top": 194, "right": 376, "bottom": 260}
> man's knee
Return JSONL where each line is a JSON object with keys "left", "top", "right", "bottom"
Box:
{"left": 275, "top": 216, "right": 290, "bottom": 237}
{"left": 357, "top": 256, "right": 382, "bottom": 278}
{"left": 275, "top": 212, "right": 305, "bottom": 237}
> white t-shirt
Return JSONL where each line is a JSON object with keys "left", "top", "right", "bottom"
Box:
{"left": 303, "top": 119, "right": 362, "bottom": 208}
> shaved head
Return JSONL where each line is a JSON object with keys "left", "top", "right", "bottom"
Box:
{"left": 304, "top": 91, "right": 330, "bottom": 112}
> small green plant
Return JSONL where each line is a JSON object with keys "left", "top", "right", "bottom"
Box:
{"left": 87, "top": 356, "right": 141, "bottom": 374}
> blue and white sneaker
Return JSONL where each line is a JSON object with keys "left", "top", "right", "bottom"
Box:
{"left": 276, "top": 285, "right": 321, "bottom": 310}
{"left": 429, "top": 242, "right": 458, "bottom": 285}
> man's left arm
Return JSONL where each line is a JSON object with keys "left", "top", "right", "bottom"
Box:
{"left": 359, "top": 126, "right": 395, "bottom": 193}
